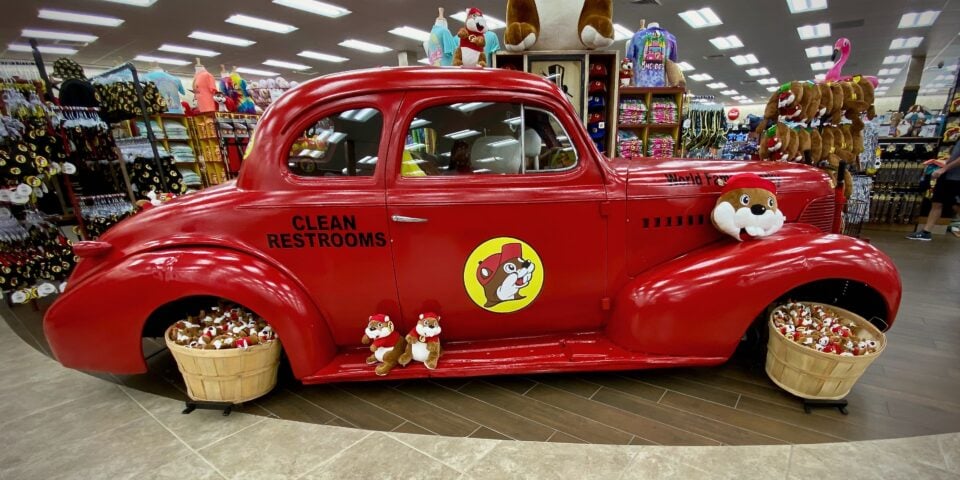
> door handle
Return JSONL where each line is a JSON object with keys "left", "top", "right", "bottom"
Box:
{"left": 391, "top": 215, "right": 428, "bottom": 223}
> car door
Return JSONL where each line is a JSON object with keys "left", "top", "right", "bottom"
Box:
{"left": 250, "top": 94, "right": 401, "bottom": 347}
{"left": 385, "top": 91, "right": 609, "bottom": 341}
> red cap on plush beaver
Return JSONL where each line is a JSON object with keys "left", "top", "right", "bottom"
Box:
{"left": 476, "top": 242, "right": 522, "bottom": 285}
{"left": 720, "top": 173, "right": 777, "bottom": 196}
{"left": 467, "top": 7, "right": 482, "bottom": 16}
{"left": 368, "top": 313, "right": 389, "bottom": 323}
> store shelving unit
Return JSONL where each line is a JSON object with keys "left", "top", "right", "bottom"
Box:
{"left": 187, "top": 112, "right": 258, "bottom": 186}
{"left": 617, "top": 86, "right": 685, "bottom": 158}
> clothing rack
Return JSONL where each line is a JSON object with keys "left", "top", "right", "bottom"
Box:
{"left": 90, "top": 62, "right": 168, "bottom": 189}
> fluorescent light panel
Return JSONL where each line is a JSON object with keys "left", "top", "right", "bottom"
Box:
{"left": 264, "top": 59, "right": 310, "bottom": 70}
{"left": 613, "top": 23, "right": 633, "bottom": 41}
{"left": 7, "top": 43, "right": 77, "bottom": 55}
{"left": 272, "top": 0, "right": 350, "bottom": 18}
{"left": 449, "top": 11, "right": 506, "bottom": 30}
{"left": 811, "top": 60, "right": 834, "bottom": 70}
{"left": 721, "top": 89, "right": 739, "bottom": 95}
{"left": 805, "top": 45, "right": 831, "bottom": 58}
{"left": 730, "top": 54, "right": 758, "bottom": 65}
{"left": 709, "top": 35, "right": 743, "bottom": 50}
{"left": 298, "top": 50, "right": 348, "bottom": 62}
{"left": 797, "top": 23, "right": 830, "bottom": 40}
{"left": 339, "top": 39, "right": 391, "bottom": 53}
{"left": 38, "top": 9, "right": 123, "bottom": 27}
{"left": 898, "top": 11, "right": 939, "bottom": 28}
{"left": 676, "top": 61, "right": 695, "bottom": 71}
{"left": 189, "top": 31, "right": 255, "bottom": 46}
{"left": 746, "top": 67, "right": 769, "bottom": 76}
{"left": 389, "top": 26, "right": 431, "bottom": 42}
{"left": 758, "top": 78, "right": 779, "bottom": 85}
{"left": 707, "top": 82, "right": 727, "bottom": 89}
{"left": 134, "top": 54, "right": 190, "bottom": 66}
{"left": 889, "top": 37, "right": 923, "bottom": 49}
{"left": 878, "top": 78, "right": 894, "bottom": 84}
{"left": 678, "top": 8, "right": 722, "bottom": 28}
{"left": 97, "top": 0, "right": 156, "bottom": 6}
{"left": 158, "top": 44, "right": 219, "bottom": 57}
{"left": 766, "top": 86, "right": 779, "bottom": 92}
{"left": 235, "top": 67, "right": 279, "bottom": 76}
{"left": 689, "top": 73, "right": 712, "bottom": 81}
{"left": 814, "top": 73, "right": 826, "bottom": 81}
{"left": 225, "top": 14, "right": 297, "bottom": 33}
{"left": 787, "top": 0, "right": 827, "bottom": 14}
{"left": 21, "top": 28, "right": 97, "bottom": 43}
{"left": 878, "top": 67, "right": 901, "bottom": 76}
{"left": 883, "top": 54, "right": 910, "bottom": 64}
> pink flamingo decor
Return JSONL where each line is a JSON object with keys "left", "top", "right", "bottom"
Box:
{"left": 823, "top": 37, "right": 879, "bottom": 87}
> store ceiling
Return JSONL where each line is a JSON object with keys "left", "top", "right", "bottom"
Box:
{"left": 3, "top": 0, "right": 959, "bottom": 106}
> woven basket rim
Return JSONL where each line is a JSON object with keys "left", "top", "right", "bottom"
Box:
{"left": 768, "top": 301, "right": 886, "bottom": 360}
{"left": 163, "top": 325, "right": 281, "bottom": 357}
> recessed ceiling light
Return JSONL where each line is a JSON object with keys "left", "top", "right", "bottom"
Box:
{"left": 613, "top": 23, "right": 634, "bottom": 41}
{"left": 805, "top": 45, "right": 832, "bottom": 58}
{"left": 298, "top": 50, "right": 348, "bottom": 62}
{"left": 766, "top": 86, "right": 779, "bottom": 92}
{"left": 676, "top": 61, "right": 695, "bottom": 71}
{"left": 730, "top": 54, "right": 758, "bottom": 65}
{"left": 134, "top": 54, "right": 190, "bottom": 66}
{"left": 678, "top": 8, "right": 722, "bottom": 28}
{"left": 7, "top": 43, "right": 78, "bottom": 55}
{"left": 878, "top": 68, "right": 901, "bottom": 76}
{"left": 898, "top": 10, "right": 939, "bottom": 28}
{"left": 339, "top": 39, "right": 391, "bottom": 53}
{"left": 787, "top": 0, "right": 827, "bottom": 14}
{"left": 758, "top": 78, "right": 779, "bottom": 85}
{"left": 226, "top": 14, "right": 297, "bottom": 33}
{"left": 272, "top": 0, "right": 350, "bottom": 18}
{"left": 797, "top": 23, "right": 830, "bottom": 40}
{"left": 814, "top": 73, "right": 826, "bottom": 81}
{"left": 721, "top": 89, "right": 739, "bottom": 95}
{"left": 97, "top": 0, "right": 157, "bottom": 6}
{"left": 709, "top": 35, "right": 743, "bottom": 50}
{"left": 689, "top": 73, "right": 712, "bottom": 81}
{"left": 746, "top": 67, "right": 769, "bottom": 76}
{"left": 883, "top": 54, "right": 910, "bottom": 64}
{"left": 389, "top": 26, "right": 431, "bottom": 42}
{"left": 188, "top": 31, "right": 255, "bottom": 47}
{"left": 38, "top": 9, "right": 124, "bottom": 27}
{"left": 810, "top": 61, "right": 834, "bottom": 71}
{"left": 158, "top": 44, "right": 219, "bottom": 57}
{"left": 889, "top": 37, "right": 923, "bottom": 49}
{"left": 235, "top": 67, "right": 279, "bottom": 77}
{"left": 21, "top": 28, "right": 97, "bottom": 43}
{"left": 449, "top": 11, "right": 506, "bottom": 29}
{"left": 878, "top": 78, "right": 894, "bottom": 84}
{"left": 707, "top": 82, "right": 727, "bottom": 89}
{"left": 263, "top": 59, "right": 311, "bottom": 71}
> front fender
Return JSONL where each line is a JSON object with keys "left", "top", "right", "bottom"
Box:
{"left": 605, "top": 224, "right": 901, "bottom": 358}
{"left": 44, "top": 248, "right": 336, "bottom": 378}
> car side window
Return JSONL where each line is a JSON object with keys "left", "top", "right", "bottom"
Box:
{"left": 402, "top": 103, "right": 578, "bottom": 177}
{"left": 287, "top": 108, "right": 382, "bottom": 177}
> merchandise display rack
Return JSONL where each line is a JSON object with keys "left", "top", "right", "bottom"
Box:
{"left": 188, "top": 112, "right": 259, "bottom": 185}
{"left": 617, "top": 86, "right": 684, "bottom": 158}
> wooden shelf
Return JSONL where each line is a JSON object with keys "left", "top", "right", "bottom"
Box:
{"left": 878, "top": 137, "right": 940, "bottom": 142}
{"left": 647, "top": 123, "right": 680, "bottom": 129}
{"left": 620, "top": 87, "right": 686, "bottom": 95}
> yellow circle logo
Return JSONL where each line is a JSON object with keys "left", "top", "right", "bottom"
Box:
{"left": 463, "top": 237, "right": 544, "bottom": 313}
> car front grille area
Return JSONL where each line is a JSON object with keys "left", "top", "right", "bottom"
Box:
{"left": 641, "top": 214, "right": 708, "bottom": 229}
{"left": 798, "top": 195, "right": 836, "bottom": 233}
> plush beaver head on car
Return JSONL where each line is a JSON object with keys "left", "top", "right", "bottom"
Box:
{"left": 477, "top": 242, "right": 536, "bottom": 308}
{"left": 711, "top": 173, "right": 785, "bottom": 241}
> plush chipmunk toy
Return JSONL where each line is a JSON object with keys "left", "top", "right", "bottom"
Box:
{"left": 759, "top": 123, "right": 792, "bottom": 161}
{"left": 454, "top": 8, "right": 487, "bottom": 67}
{"left": 398, "top": 313, "right": 443, "bottom": 370}
{"left": 711, "top": 173, "right": 785, "bottom": 241}
{"left": 361, "top": 314, "right": 406, "bottom": 376}
{"left": 504, "top": 0, "right": 614, "bottom": 51}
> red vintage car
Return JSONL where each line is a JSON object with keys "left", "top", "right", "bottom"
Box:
{"left": 44, "top": 67, "right": 901, "bottom": 384}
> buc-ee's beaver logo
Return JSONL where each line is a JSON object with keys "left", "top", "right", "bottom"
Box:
{"left": 463, "top": 237, "right": 544, "bottom": 313}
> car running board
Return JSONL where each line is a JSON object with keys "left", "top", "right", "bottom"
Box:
{"left": 300, "top": 332, "right": 727, "bottom": 384}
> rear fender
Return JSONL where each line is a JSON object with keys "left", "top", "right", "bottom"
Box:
{"left": 606, "top": 224, "right": 901, "bottom": 357}
{"left": 44, "top": 248, "right": 335, "bottom": 378}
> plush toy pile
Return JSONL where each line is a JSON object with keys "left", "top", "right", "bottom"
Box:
{"left": 167, "top": 305, "right": 278, "bottom": 350}
{"left": 771, "top": 302, "right": 879, "bottom": 356}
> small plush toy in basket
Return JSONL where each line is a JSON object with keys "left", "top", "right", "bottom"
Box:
{"left": 164, "top": 305, "right": 281, "bottom": 406}
{"left": 765, "top": 301, "right": 885, "bottom": 401}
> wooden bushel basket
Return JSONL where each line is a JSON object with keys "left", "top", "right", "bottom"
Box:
{"left": 164, "top": 326, "right": 282, "bottom": 403}
{"left": 765, "top": 303, "right": 885, "bottom": 400}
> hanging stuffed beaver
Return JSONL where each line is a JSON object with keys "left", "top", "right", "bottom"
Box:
{"left": 711, "top": 174, "right": 785, "bottom": 241}
{"left": 504, "top": 0, "right": 614, "bottom": 51}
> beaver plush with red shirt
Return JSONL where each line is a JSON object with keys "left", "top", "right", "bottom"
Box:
{"left": 454, "top": 8, "right": 487, "bottom": 67}
{"left": 398, "top": 313, "right": 443, "bottom": 370}
{"left": 361, "top": 314, "right": 406, "bottom": 376}
{"left": 711, "top": 174, "right": 785, "bottom": 241}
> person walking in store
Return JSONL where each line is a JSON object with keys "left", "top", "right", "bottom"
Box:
{"left": 907, "top": 141, "right": 960, "bottom": 241}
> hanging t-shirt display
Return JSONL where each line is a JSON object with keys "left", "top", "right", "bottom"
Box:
{"left": 143, "top": 69, "right": 185, "bottom": 115}
{"left": 626, "top": 26, "right": 678, "bottom": 88}
{"left": 425, "top": 19, "right": 459, "bottom": 66}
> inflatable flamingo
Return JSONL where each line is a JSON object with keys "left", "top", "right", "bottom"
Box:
{"left": 823, "top": 37, "right": 879, "bottom": 87}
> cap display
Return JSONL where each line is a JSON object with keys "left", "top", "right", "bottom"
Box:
{"left": 588, "top": 95, "right": 606, "bottom": 110}
{"left": 589, "top": 63, "right": 608, "bottom": 78}
{"left": 588, "top": 122, "right": 606, "bottom": 140}
{"left": 589, "top": 80, "right": 607, "bottom": 93}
